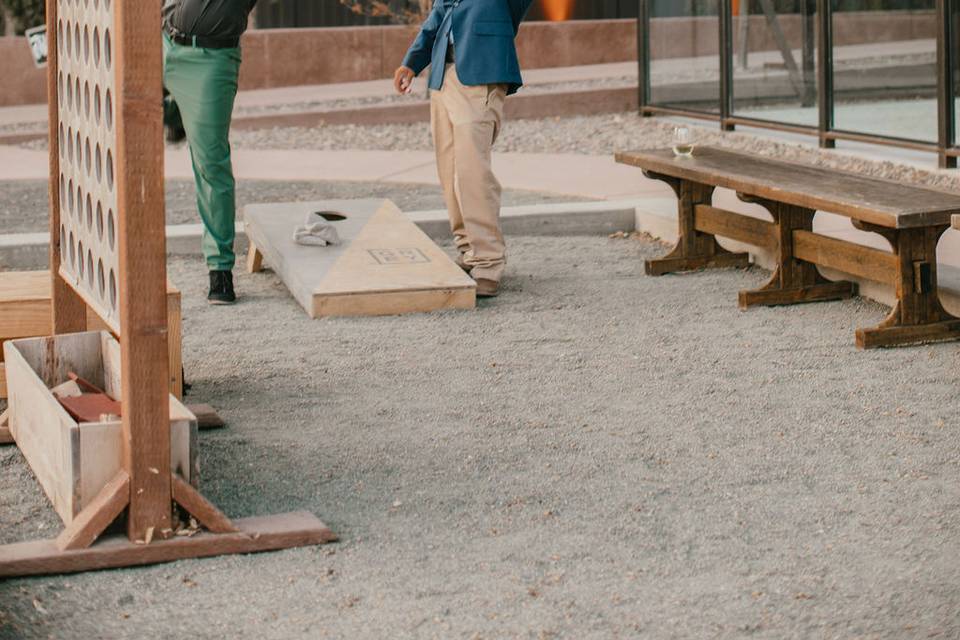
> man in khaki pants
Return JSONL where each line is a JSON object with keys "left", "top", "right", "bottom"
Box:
{"left": 395, "top": 0, "right": 533, "bottom": 297}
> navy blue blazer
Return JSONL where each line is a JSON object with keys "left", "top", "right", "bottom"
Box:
{"left": 402, "top": 0, "right": 533, "bottom": 96}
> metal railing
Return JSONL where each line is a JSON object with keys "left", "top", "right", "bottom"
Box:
{"left": 637, "top": 1, "right": 957, "bottom": 168}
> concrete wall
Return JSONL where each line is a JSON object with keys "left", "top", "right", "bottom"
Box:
{"left": 236, "top": 19, "right": 637, "bottom": 91}
{"left": 648, "top": 10, "right": 935, "bottom": 60}
{"left": 0, "top": 36, "right": 48, "bottom": 107}
{"left": 0, "top": 11, "right": 937, "bottom": 107}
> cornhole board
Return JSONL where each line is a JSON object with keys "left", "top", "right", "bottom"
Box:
{"left": 244, "top": 199, "right": 476, "bottom": 318}
{"left": 0, "top": 271, "right": 183, "bottom": 400}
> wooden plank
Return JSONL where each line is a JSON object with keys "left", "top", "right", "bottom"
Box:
{"left": 857, "top": 319, "right": 960, "bottom": 349}
{"left": 792, "top": 230, "right": 899, "bottom": 285}
{"left": 615, "top": 148, "right": 960, "bottom": 229}
{"left": 0, "top": 511, "right": 337, "bottom": 578}
{"left": 247, "top": 243, "right": 264, "bottom": 274}
{"left": 171, "top": 474, "right": 237, "bottom": 534}
{"left": 738, "top": 281, "right": 855, "bottom": 308}
{"left": 3, "top": 340, "right": 79, "bottom": 522}
{"left": 56, "top": 471, "right": 130, "bottom": 551}
{"left": 114, "top": 0, "right": 172, "bottom": 541}
{"left": 314, "top": 288, "right": 476, "bottom": 317}
{"left": 166, "top": 289, "right": 184, "bottom": 399}
{"left": 12, "top": 333, "right": 104, "bottom": 391}
{"left": 694, "top": 204, "right": 777, "bottom": 250}
{"left": 0, "top": 271, "right": 183, "bottom": 400}
{"left": 0, "top": 409, "right": 11, "bottom": 445}
{"left": 0, "top": 271, "right": 51, "bottom": 341}
{"left": 245, "top": 199, "right": 476, "bottom": 319}
{"left": 187, "top": 404, "right": 226, "bottom": 430}
{"left": 953, "top": 214, "right": 960, "bottom": 230}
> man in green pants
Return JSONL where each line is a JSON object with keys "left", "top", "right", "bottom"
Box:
{"left": 162, "top": 0, "right": 257, "bottom": 304}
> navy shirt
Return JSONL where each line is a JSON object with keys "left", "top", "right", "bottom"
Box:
{"left": 162, "top": 0, "right": 257, "bottom": 40}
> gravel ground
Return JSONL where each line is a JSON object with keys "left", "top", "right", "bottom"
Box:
{"left": 1, "top": 234, "right": 959, "bottom": 639}
{"left": 0, "top": 179, "right": 588, "bottom": 235}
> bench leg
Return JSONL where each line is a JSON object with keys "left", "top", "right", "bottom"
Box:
{"left": 853, "top": 223, "right": 960, "bottom": 349}
{"left": 738, "top": 200, "right": 856, "bottom": 309}
{"left": 643, "top": 176, "right": 750, "bottom": 276}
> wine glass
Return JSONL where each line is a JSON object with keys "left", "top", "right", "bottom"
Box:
{"left": 672, "top": 126, "right": 695, "bottom": 158}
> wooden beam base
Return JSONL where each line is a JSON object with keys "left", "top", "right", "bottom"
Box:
{"left": 738, "top": 280, "right": 856, "bottom": 309}
{"left": 645, "top": 252, "right": 750, "bottom": 277}
{"left": 187, "top": 404, "right": 227, "bottom": 430}
{"left": 0, "top": 511, "right": 337, "bottom": 577}
{"left": 856, "top": 319, "right": 960, "bottom": 349}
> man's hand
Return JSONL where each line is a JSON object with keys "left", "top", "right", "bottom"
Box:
{"left": 394, "top": 66, "right": 415, "bottom": 95}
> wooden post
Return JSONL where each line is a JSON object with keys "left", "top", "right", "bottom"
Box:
{"left": 114, "top": 0, "right": 173, "bottom": 541}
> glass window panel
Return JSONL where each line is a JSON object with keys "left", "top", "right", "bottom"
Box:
{"left": 732, "top": 0, "right": 819, "bottom": 127}
{"left": 648, "top": 0, "right": 722, "bottom": 113}
{"left": 832, "top": 0, "right": 937, "bottom": 143}
{"left": 952, "top": 0, "right": 960, "bottom": 145}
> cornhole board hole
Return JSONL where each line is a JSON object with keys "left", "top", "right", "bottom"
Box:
{"left": 244, "top": 199, "right": 476, "bottom": 318}
{"left": 3, "top": 331, "right": 197, "bottom": 525}
{"left": 0, "top": 271, "right": 184, "bottom": 400}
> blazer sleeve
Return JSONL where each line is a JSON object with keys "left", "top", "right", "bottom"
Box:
{"left": 508, "top": 0, "right": 534, "bottom": 33}
{"left": 402, "top": 0, "right": 446, "bottom": 75}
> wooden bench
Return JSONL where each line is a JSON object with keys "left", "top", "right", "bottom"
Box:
{"left": 615, "top": 147, "right": 960, "bottom": 349}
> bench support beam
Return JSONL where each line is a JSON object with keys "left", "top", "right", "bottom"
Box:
{"left": 642, "top": 173, "right": 750, "bottom": 276}
{"left": 736, "top": 196, "right": 856, "bottom": 308}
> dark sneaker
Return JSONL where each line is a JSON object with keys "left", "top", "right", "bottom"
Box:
{"left": 165, "top": 124, "right": 186, "bottom": 144}
{"left": 208, "top": 270, "right": 236, "bottom": 305}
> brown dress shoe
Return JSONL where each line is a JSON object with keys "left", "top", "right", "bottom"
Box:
{"left": 474, "top": 278, "right": 499, "bottom": 298}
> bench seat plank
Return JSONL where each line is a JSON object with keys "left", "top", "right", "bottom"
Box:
{"left": 615, "top": 148, "right": 960, "bottom": 229}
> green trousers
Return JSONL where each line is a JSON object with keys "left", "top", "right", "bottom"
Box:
{"left": 162, "top": 32, "right": 241, "bottom": 271}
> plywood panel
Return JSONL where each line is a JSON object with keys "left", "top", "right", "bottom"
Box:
{"left": 3, "top": 341, "right": 79, "bottom": 523}
{"left": 54, "top": 0, "right": 121, "bottom": 331}
{"left": 244, "top": 199, "right": 475, "bottom": 318}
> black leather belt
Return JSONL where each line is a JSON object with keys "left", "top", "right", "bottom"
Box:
{"left": 166, "top": 28, "right": 239, "bottom": 49}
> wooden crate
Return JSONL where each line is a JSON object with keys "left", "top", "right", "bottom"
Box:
{"left": 245, "top": 199, "right": 475, "bottom": 318}
{"left": 2, "top": 331, "right": 196, "bottom": 525}
{"left": 0, "top": 271, "right": 182, "bottom": 399}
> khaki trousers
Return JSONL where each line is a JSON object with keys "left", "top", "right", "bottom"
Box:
{"left": 430, "top": 64, "right": 507, "bottom": 282}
